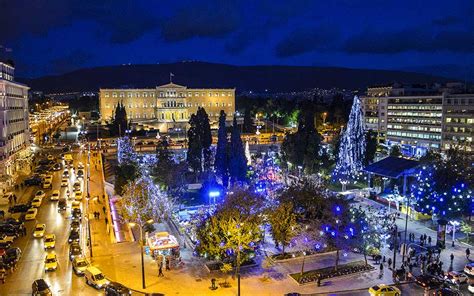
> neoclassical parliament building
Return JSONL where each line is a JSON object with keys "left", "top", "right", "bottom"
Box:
{"left": 99, "top": 82, "right": 235, "bottom": 132}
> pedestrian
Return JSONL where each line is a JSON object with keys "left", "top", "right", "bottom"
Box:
{"left": 105, "top": 218, "right": 108, "bottom": 225}
{"left": 23, "top": 226, "right": 27, "bottom": 236}
{"left": 158, "top": 261, "right": 164, "bottom": 277}
{"left": 428, "top": 236, "right": 431, "bottom": 245}
{"left": 388, "top": 258, "right": 392, "bottom": 268}
{"left": 8, "top": 195, "right": 12, "bottom": 204}
{"left": 317, "top": 275, "right": 321, "bottom": 287}
{"left": 102, "top": 206, "right": 106, "bottom": 214}
{"left": 13, "top": 194, "right": 17, "bottom": 204}
{"left": 165, "top": 257, "right": 170, "bottom": 271}
{"left": 211, "top": 278, "right": 217, "bottom": 290}
{"left": 97, "top": 212, "right": 100, "bottom": 219}
{"left": 452, "top": 240, "right": 455, "bottom": 248}
{"left": 466, "top": 248, "right": 471, "bottom": 260}
{"left": 383, "top": 255, "right": 386, "bottom": 263}
{"left": 450, "top": 253, "right": 454, "bottom": 263}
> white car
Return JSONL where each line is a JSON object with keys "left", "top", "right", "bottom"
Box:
{"left": 25, "top": 208, "right": 38, "bottom": 220}
{"left": 44, "top": 253, "right": 58, "bottom": 271}
{"left": 464, "top": 262, "right": 474, "bottom": 276}
{"left": 31, "top": 197, "right": 42, "bottom": 208}
{"left": 35, "top": 190, "right": 45, "bottom": 199}
{"left": 61, "top": 177, "right": 69, "bottom": 187}
{"left": 469, "top": 284, "right": 474, "bottom": 294}
{"left": 50, "top": 190, "right": 60, "bottom": 201}
{"left": 33, "top": 223, "right": 46, "bottom": 238}
{"left": 444, "top": 271, "right": 468, "bottom": 284}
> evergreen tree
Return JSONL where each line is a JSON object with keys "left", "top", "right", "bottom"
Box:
{"left": 332, "top": 96, "right": 366, "bottom": 189}
{"left": 110, "top": 102, "right": 128, "bottom": 136}
{"left": 389, "top": 145, "right": 402, "bottom": 157}
{"left": 364, "top": 129, "right": 378, "bottom": 165}
{"left": 215, "top": 110, "right": 229, "bottom": 187}
{"left": 229, "top": 116, "right": 247, "bottom": 183}
{"left": 243, "top": 109, "right": 254, "bottom": 133}
{"left": 187, "top": 114, "right": 202, "bottom": 174}
{"left": 196, "top": 107, "right": 213, "bottom": 172}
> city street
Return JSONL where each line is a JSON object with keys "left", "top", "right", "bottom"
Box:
{"left": 0, "top": 147, "right": 102, "bottom": 295}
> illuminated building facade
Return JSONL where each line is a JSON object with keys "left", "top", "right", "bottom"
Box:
{"left": 99, "top": 82, "right": 235, "bottom": 132}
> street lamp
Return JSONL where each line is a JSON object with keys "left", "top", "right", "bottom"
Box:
{"left": 129, "top": 219, "right": 154, "bottom": 289}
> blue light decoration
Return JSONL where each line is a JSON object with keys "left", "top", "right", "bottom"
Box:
{"left": 412, "top": 164, "right": 472, "bottom": 220}
{"left": 209, "top": 191, "right": 220, "bottom": 198}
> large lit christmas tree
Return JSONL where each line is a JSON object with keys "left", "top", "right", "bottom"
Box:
{"left": 117, "top": 136, "right": 136, "bottom": 164}
{"left": 332, "top": 96, "right": 366, "bottom": 190}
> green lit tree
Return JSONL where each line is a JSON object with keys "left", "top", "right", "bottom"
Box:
{"left": 268, "top": 202, "right": 298, "bottom": 255}
{"left": 229, "top": 116, "right": 247, "bottom": 184}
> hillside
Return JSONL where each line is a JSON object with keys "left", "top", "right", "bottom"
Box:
{"left": 19, "top": 61, "right": 454, "bottom": 93}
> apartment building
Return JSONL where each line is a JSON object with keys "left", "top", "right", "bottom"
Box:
{"left": 362, "top": 84, "right": 473, "bottom": 156}
{"left": 0, "top": 60, "right": 31, "bottom": 189}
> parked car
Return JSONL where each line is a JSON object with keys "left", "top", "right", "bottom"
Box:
{"left": 105, "top": 281, "right": 132, "bottom": 295}
{"left": 31, "top": 197, "right": 42, "bottom": 208}
{"left": 8, "top": 204, "right": 31, "bottom": 213}
{"left": 444, "top": 271, "right": 468, "bottom": 284}
{"left": 72, "top": 208, "right": 82, "bottom": 220}
{"left": 84, "top": 266, "right": 109, "bottom": 289}
{"left": 44, "top": 253, "right": 58, "bottom": 271}
{"left": 68, "top": 230, "right": 80, "bottom": 243}
{"left": 33, "top": 224, "right": 46, "bottom": 238}
{"left": 0, "top": 234, "right": 15, "bottom": 245}
{"left": 468, "top": 284, "right": 474, "bottom": 294}
{"left": 413, "top": 274, "right": 443, "bottom": 289}
{"left": 70, "top": 219, "right": 81, "bottom": 231}
{"left": 25, "top": 175, "right": 43, "bottom": 186}
{"left": 5, "top": 247, "right": 22, "bottom": 265}
{"left": 464, "top": 263, "right": 474, "bottom": 276}
{"left": 69, "top": 242, "right": 82, "bottom": 260}
{"left": 72, "top": 256, "right": 89, "bottom": 275}
{"left": 35, "top": 190, "right": 46, "bottom": 199}
{"left": 25, "top": 208, "right": 38, "bottom": 220}
{"left": 32, "top": 279, "right": 52, "bottom": 296}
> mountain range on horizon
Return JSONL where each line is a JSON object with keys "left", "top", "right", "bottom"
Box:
{"left": 18, "top": 61, "right": 464, "bottom": 94}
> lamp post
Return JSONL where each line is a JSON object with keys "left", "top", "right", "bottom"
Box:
{"left": 129, "top": 219, "right": 154, "bottom": 290}
{"left": 402, "top": 194, "right": 411, "bottom": 263}
{"left": 449, "top": 220, "right": 460, "bottom": 244}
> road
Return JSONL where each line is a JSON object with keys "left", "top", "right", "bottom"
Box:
{"left": 0, "top": 147, "right": 101, "bottom": 295}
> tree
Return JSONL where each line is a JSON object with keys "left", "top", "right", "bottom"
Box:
{"left": 187, "top": 114, "right": 203, "bottom": 174}
{"left": 332, "top": 96, "right": 365, "bottom": 189}
{"left": 196, "top": 107, "right": 213, "bottom": 172}
{"left": 109, "top": 102, "right": 128, "bottom": 136}
{"left": 364, "top": 129, "right": 377, "bottom": 165}
{"left": 215, "top": 110, "right": 229, "bottom": 187}
{"left": 280, "top": 108, "right": 322, "bottom": 174}
{"left": 243, "top": 109, "right": 254, "bottom": 133}
{"left": 389, "top": 145, "right": 402, "bottom": 157}
{"left": 413, "top": 148, "right": 473, "bottom": 220}
{"left": 119, "top": 176, "right": 173, "bottom": 225}
{"left": 229, "top": 116, "right": 247, "bottom": 184}
{"left": 348, "top": 207, "right": 382, "bottom": 266}
{"left": 154, "top": 139, "right": 188, "bottom": 196}
{"left": 268, "top": 202, "right": 298, "bottom": 255}
{"left": 115, "top": 163, "right": 138, "bottom": 196}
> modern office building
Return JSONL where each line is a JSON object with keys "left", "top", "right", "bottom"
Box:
{"left": 99, "top": 82, "right": 235, "bottom": 132}
{"left": 362, "top": 84, "right": 473, "bottom": 156}
{"left": 0, "top": 60, "right": 31, "bottom": 189}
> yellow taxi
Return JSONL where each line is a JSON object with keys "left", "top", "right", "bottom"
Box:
{"left": 368, "top": 284, "right": 401, "bottom": 296}
{"left": 44, "top": 234, "right": 56, "bottom": 249}
{"left": 44, "top": 253, "right": 58, "bottom": 272}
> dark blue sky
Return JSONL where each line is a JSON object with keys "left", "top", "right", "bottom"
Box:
{"left": 1, "top": 0, "right": 473, "bottom": 78}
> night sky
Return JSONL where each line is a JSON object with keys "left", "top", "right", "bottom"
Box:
{"left": 1, "top": 0, "right": 473, "bottom": 78}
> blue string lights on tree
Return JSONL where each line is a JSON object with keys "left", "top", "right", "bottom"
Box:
{"left": 412, "top": 164, "right": 472, "bottom": 220}
{"left": 117, "top": 136, "right": 136, "bottom": 164}
{"left": 332, "top": 96, "right": 366, "bottom": 190}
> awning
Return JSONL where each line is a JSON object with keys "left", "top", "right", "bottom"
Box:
{"left": 364, "top": 156, "right": 419, "bottom": 178}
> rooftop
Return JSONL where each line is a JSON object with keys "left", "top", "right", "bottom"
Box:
{"left": 364, "top": 156, "right": 420, "bottom": 178}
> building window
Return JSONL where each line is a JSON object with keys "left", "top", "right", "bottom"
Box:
{"left": 120, "top": 92, "right": 124, "bottom": 98}
{"left": 112, "top": 93, "right": 117, "bottom": 98}
{"left": 104, "top": 93, "right": 110, "bottom": 98}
